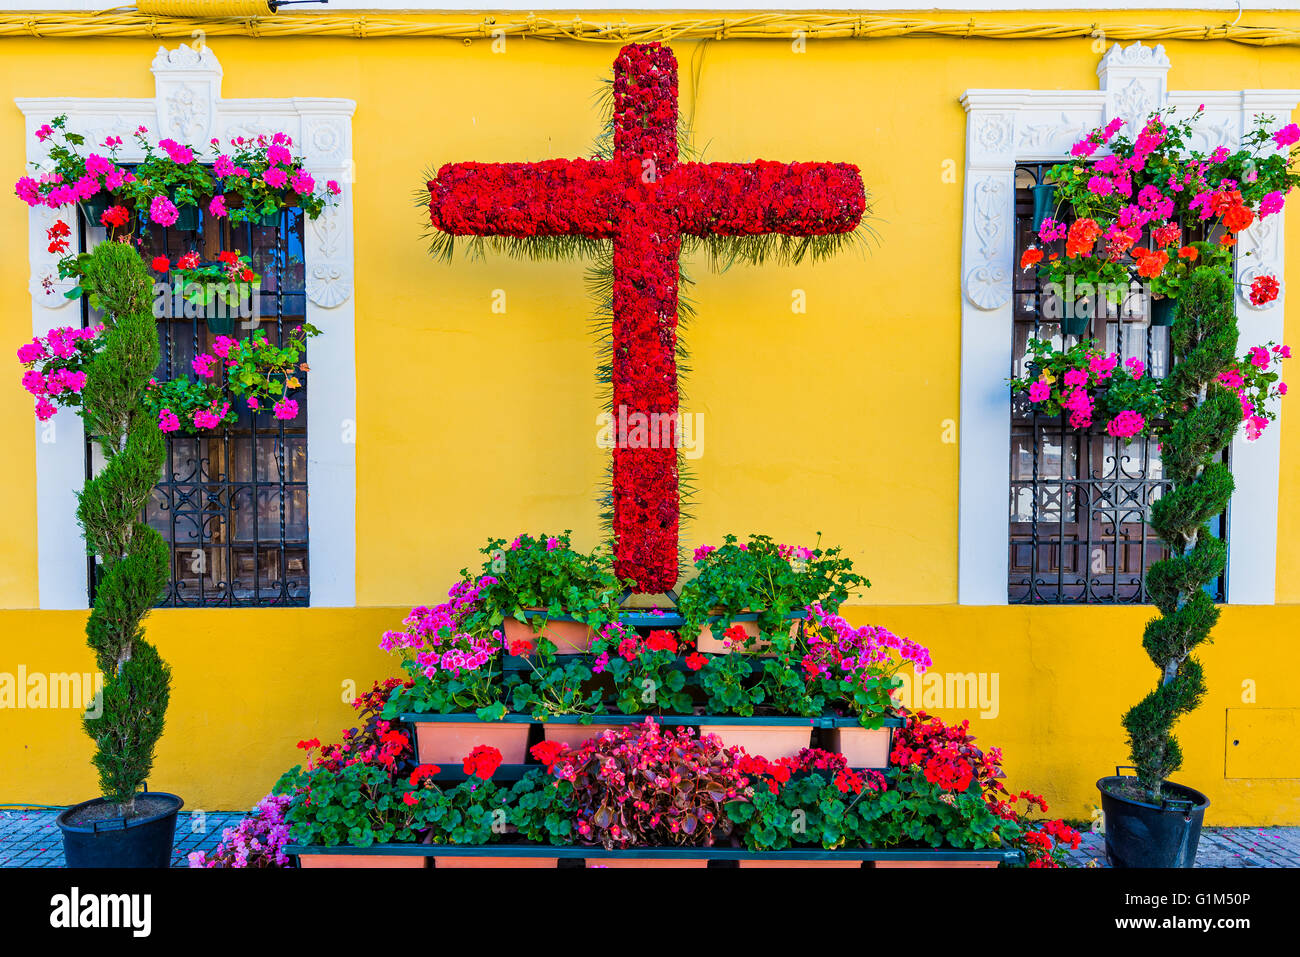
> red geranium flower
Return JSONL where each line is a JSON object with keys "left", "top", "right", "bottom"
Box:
{"left": 99, "top": 205, "right": 130, "bottom": 228}
{"left": 152, "top": 255, "right": 170, "bottom": 272}
{"left": 409, "top": 763, "right": 441, "bottom": 786}
{"left": 1250, "top": 274, "right": 1280, "bottom": 306}
{"left": 644, "top": 630, "right": 677, "bottom": 653}
{"left": 1019, "top": 247, "right": 1043, "bottom": 270}
{"left": 530, "top": 740, "right": 567, "bottom": 770}
{"left": 462, "top": 744, "right": 503, "bottom": 780}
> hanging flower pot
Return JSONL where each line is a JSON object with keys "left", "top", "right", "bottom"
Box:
{"left": 205, "top": 312, "right": 235, "bottom": 337}
{"left": 1150, "top": 296, "right": 1177, "bottom": 327}
{"left": 168, "top": 193, "right": 202, "bottom": 232}
{"left": 1030, "top": 183, "right": 1057, "bottom": 232}
{"left": 1060, "top": 307, "right": 1091, "bottom": 338}
{"left": 257, "top": 208, "right": 282, "bottom": 228}
{"left": 78, "top": 192, "right": 112, "bottom": 226}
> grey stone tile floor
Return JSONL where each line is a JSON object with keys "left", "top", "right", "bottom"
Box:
{"left": 0, "top": 808, "right": 245, "bottom": 868}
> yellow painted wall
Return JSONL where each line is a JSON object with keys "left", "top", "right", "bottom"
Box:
{"left": 1, "top": 12, "right": 1298, "bottom": 820}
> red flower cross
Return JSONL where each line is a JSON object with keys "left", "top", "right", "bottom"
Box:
{"left": 428, "top": 43, "right": 865, "bottom": 592}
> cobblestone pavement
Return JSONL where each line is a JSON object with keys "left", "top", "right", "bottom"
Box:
{"left": 3, "top": 807, "right": 1297, "bottom": 867}
{"left": 0, "top": 808, "right": 246, "bottom": 868}
{"left": 1068, "top": 827, "right": 1300, "bottom": 867}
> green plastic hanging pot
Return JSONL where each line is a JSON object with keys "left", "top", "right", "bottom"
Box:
{"left": 1061, "top": 312, "right": 1091, "bottom": 337}
{"left": 173, "top": 202, "right": 201, "bottom": 232}
{"left": 206, "top": 313, "right": 235, "bottom": 336}
{"left": 1031, "top": 183, "right": 1057, "bottom": 232}
{"left": 79, "top": 193, "right": 111, "bottom": 225}
{"left": 258, "top": 209, "right": 281, "bottom": 228}
{"left": 1045, "top": 292, "right": 1090, "bottom": 337}
{"left": 1150, "top": 297, "right": 1177, "bottom": 327}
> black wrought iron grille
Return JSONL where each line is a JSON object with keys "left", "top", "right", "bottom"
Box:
{"left": 80, "top": 205, "right": 310, "bottom": 607}
{"left": 1008, "top": 163, "right": 1226, "bottom": 604}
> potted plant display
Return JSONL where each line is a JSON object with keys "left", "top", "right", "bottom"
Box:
{"left": 1020, "top": 109, "right": 1297, "bottom": 337}
{"left": 141, "top": 322, "right": 317, "bottom": 435}
{"left": 43, "top": 242, "right": 181, "bottom": 868}
{"left": 478, "top": 532, "right": 624, "bottom": 655}
{"left": 379, "top": 579, "right": 528, "bottom": 763}
{"left": 678, "top": 534, "right": 867, "bottom": 655}
{"left": 214, "top": 132, "right": 338, "bottom": 227}
{"left": 160, "top": 249, "right": 261, "bottom": 336}
{"left": 13, "top": 115, "right": 133, "bottom": 228}
{"left": 120, "top": 127, "right": 214, "bottom": 232}
{"left": 1096, "top": 266, "right": 1285, "bottom": 867}
{"left": 800, "top": 603, "right": 931, "bottom": 768}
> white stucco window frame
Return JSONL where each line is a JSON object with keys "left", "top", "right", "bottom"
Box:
{"left": 958, "top": 41, "right": 1299, "bottom": 605}
{"left": 16, "top": 42, "right": 357, "bottom": 609}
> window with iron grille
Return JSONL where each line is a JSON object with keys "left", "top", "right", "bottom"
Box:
{"left": 79, "top": 204, "right": 310, "bottom": 607}
{"left": 1008, "top": 163, "right": 1227, "bottom": 603}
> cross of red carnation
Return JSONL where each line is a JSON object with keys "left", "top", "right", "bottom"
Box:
{"left": 427, "top": 43, "right": 865, "bottom": 592}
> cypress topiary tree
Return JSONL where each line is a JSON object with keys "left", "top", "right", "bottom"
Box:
{"left": 1124, "top": 262, "right": 1240, "bottom": 802}
{"left": 74, "top": 241, "right": 172, "bottom": 815}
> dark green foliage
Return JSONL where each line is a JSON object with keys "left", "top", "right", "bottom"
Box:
{"left": 73, "top": 241, "right": 171, "bottom": 813}
{"left": 1124, "top": 266, "right": 1237, "bottom": 801}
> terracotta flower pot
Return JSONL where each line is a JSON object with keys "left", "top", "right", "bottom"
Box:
{"left": 738, "top": 859, "right": 862, "bottom": 868}
{"left": 412, "top": 720, "right": 530, "bottom": 765}
{"left": 504, "top": 612, "right": 596, "bottom": 654}
{"left": 696, "top": 615, "right": 799, "bottom": 655}
{"left": 874, "top": 860, "right": 999, "bottom": 869}
{"left": 822, "top": 725, "right": 894, "bottom": 769}
{"left": 542, "top": 723, "right": 621, "bottom": 749}
{"left": 586, "top": 857, "right": 709, "bottom": 868}
{"left": 697, "top": 723, "right": 812, "bottom": 759}
{"left": 434, "top": 855, "right": 557, "bottom": 868}
{"left": 298, "top": 854, "right": 427, "bottom": 868}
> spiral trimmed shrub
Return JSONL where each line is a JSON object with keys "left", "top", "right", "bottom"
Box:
{"left": 74, "top": 241, "right": 172, "bottom": 813}
{"left": 1124, "top": 264, "right": 1239, "bottom": 801}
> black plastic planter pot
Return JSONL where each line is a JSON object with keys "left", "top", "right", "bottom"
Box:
{"left": 56, "top": 792, "right": 183, "bottom": 868}
{"left": 1096, "top": 772, "right": 1208, "bottom": 868}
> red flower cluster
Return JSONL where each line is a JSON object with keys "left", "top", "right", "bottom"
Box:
{"left": 46, "top": 220, "right": 70, "bottom": 255}
{"left": 425, "top": 42, "right": 864, "bottom": 593}
{"left": 737, "top": 747, "right": 885, "bottom": 796}
{"left": 529, "top": 739, "right": 567, "bottom": 771}
{"left": 1251, "top": 274, "right": 1280, "bottom": 306}
{"left": 294, "top": 677, "right": 416, "bottom": 774}
{"left": 462, "top": 744, "right": 504, "bottom": 780}
{"left": 890, "top": 711, "right": 1005, "bottom": 796}
{"left": 99, "top": 204, "right": 130, "bottom": 228}
{"left": 409, "top": 763, "right": 440, "bottom": 786}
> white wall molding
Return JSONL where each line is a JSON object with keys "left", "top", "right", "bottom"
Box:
{"left": 958, "top": 41, "right": 1300, "bottom": 605}
{"left": 15, "top": 42, "right": 357, "bottom": 609}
